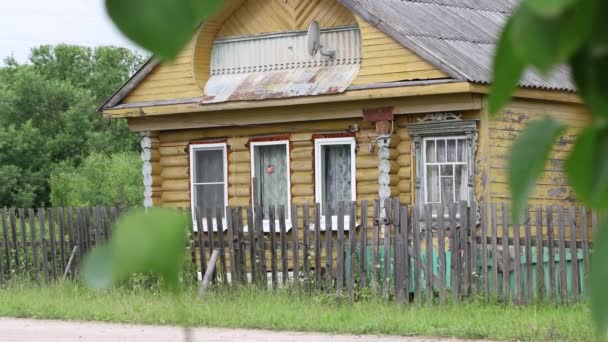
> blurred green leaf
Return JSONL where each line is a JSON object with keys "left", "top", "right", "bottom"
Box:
{"left": 105, "top": 0, "right": 223, "bottom": 60}
{"left": 571, "top": 47, "right": 608, "bottom": 118}
{"left": 591, "top": 215, "right": 608, "bottom": 337}
{"left": 525, "top": 0, "right": 578, "bottom": 17}
{"left": 489, "top": 19, "right": 525, "bottom": 116}
{"left": 565, "top": 127, "right": 608, "bottom": 208}
{"left": 82, "top": 208, "right": 189, "bottom": 291}
{"left": 509, "top": 117, "right": 566, "bottom": 224}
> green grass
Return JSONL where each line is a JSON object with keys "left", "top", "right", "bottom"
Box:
{"left": 0, "top": 280, "right": 593, "bottom": 341}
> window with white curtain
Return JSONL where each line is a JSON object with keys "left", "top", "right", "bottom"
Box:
{"left": 251, "top": 141, "right": 291, "bottom": 229}
{"left": 423, "top": 136, "right": 469, "bottom": 205}
{"left": 315, "top": 138, "right": 356, "bottom": 230}
{"left": 189, "top": 143, "right": 228, "bottom": 232}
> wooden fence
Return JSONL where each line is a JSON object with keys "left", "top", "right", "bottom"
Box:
{"left": 0, "top": 201, "right": 596, "bottom": 305}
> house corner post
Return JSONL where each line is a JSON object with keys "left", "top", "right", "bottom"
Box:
{"left": 140, "top": 131, "right": 153, "bottom": 209}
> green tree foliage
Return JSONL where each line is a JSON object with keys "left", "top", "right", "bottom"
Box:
{"left": 487, "top": 0, "right": 608, "bottom": 336}
{"left": 49, "top": 152, "right": 142, "bottom": 208}
{"left": 0, "top": 45, "right": 144, "bottom": 207}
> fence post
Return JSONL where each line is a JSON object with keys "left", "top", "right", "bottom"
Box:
{"left": 437, "top": 204, "right": 446, "bottom": 305}
{"left": 324, "top": 206, "right": 333, "bottom": 293}
{"left": 291, "top": 204, "right": 299, "bottom": 286}
{"left": 448, "top": 203, "right": 458, "bottom": 302}
{"left": 1, "top": 208, "right": 11, "bottom": 274}
{"left": 269, "top": 206, "right": 278, "bottom": 289}
{"left": 247, "top": 207, "right": 256, "bottom": 285}
{"left": 314, "top": 203, "right": 321, "bottom": 290}
{"left": 535, "top": 204, "right": 545, "bottom": 300}
{"left": 413, "top": 204, "right": 422, "bottom": 304}
{"left": 217, "top": 207, "right": 228, "bottom": 284}
{"left": 303, "top": 203, "right": 311, "bottom": 280}
{"left": 491, "top": 203, "right": 499, "bottom": 298}
{"left": 480, "top": 201, "right": 488, "bottom": 299}
{"left": 38, "top": 209, "right": 49, "bottom": 282}
{"left": 568, "top": 206, "right": 580, "bottom": 302}
{"left": 195, "top": 208, "right": 207, "bottom": 279}
{"left": 348, "top": 201, "right": 357, "bottom": 305}
{"left": 501, "top": 202, "right": 510, "bottom": 303}
{"left": 336, "top": 202, "right": 345, "bottom": 303}
{"left": 18, "top": 209, "right": 28, "bottom": 274}
{"left": 278, "top": 206, "right": 288, "bottom": 286}
{"left": 525, "top": 207, "right": 533, "bottom": 303}
{"left": 359, "top": 201, "right": 368, "bottom": 290}
{"left": 371, "top": 200, "right": 380, "bottom": 296}
{"left": 557, "top": 206, "right": 567, "bottom": 303}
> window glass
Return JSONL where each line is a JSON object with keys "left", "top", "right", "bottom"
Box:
{"left": 191, "top": 146, "right": 227, "bottom": 222}
{"left": 253, "top": 144, "right": 289, "bottom": 219}
{"left": 426, "top": 165, "right": 440, "bottom": 203}
{"left": 321, "top": 144, "right": 352, "bottom": 215}
{"left": 423, "top": 137, "right": 469, "bottom": 205}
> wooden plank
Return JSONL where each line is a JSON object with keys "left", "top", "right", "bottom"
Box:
{"left": 236, "top": 209, "right": 247, "bottom": 282}
{"left": 437, "top": 204, "right": 446, "bottom": 305}
{"left": 291, "top": 204, "right": 299, "bottom": 286}
{"left": 84, "top": 208, "right": 91, "bottom": 252}
{"left": 413, "top": 205, "right": 422, "bottom": 303}
{"left": 424, "top": 204, "right": 433, "bottom": 303}
{"left": 195, "top": 208, "right": 207, "bottom": 277}
{"left": 216, "top": 207, "right": 228, "bottom": 284}
{"left": 18, "top": 209, "right": 28, "bottom": 274}
{"left": 383, "top": 199, "right": 391, "bottom": 300}
{"left": 1, "top": 208, "right": 11, "bottom": 273}
{"left": 513, "top": 206, "right": 522, "bottom": 304}
{"left": 206, "top": 208, "right": 216, "bottom": 262}
{"left": 314, "top": 203, "right": 321, "bottom": 290}
{"left": 581, "top": 206, "right": 589, "bottom": 296}
{"left": 255, "top": 205, "right": 266, "bottom": 288}
{"left": 402, "top": 205, "right": 411, "bottom": 304}
{"left": 226, "top": 207, "right": 237, "bottom": 285}
{"left": 269, "top": 206, "right": 278, "bottom": 289}
{"left": 557, "top": 206, "right": 568, "bottom": 303}
{"left": 547, "top": 205, "right": 556, "bottom": 300}
{"left": 199, "top": 250, "right": 220, "bottom": 297}
{"left": 325, "top": 206, "right": 333, "bottom": 293}
{"left": 460, "top": 201, "right": 470, "bottom": 298}
{"left": 371, "top": 200, "right": 380, "bottom": 296}
{"left": 279, "top": 206, "right": 289, "bottom": 286}
{"left": 93, "top": 207, "right": 101, "bottom": 245}
{"left": 348, "top": 202, "right": 357, "bottom": 305}
{"left": 248, "top": 207, "right": 256, "bottom": 285}
{"left": 491, "top": 203, "right": 499, "bottom": 298}
{"left": 480, "top": 202, "right": 488, "bottom": 299}
{"left": 359, "top": 201, "right": 369, "bottom": 289}
{"left": 394, "top": 200, "right": 404, "bottom": 304}
{"left": 29, "top": 208, "right": 38, "bottom": 278}
{"left": 535, "top": 204, "right": 545, "bottom": 300}
{"left": 448, "top": 202, "right": 458, "bottom": 302}
{"left": 47, "top": 208, "right": 58, "bottom": 280}
{"left": 568, "top": 206, "right": 580, "bottom": 302}
{"left": 101, "top": 207, "right": 110, "bottom": 241}
{"left": 38, "top": 209, "right": 49, "bottom": 282}
{"left": 9, "top": 209, "right": 19, "bottom": 272}
{"left": 58, "top": 208, "right": 66, "bottom": 272}
{"left": 525, "top": 208, "right": 533, "bottom": 303}
{"left": 469, "top": 201, "right": 477, "bottom": 298}
{"left": 501, "top": 203, "right": 510, "bottom": 303}
{"left": 336, "top": 202, "right": 345, "bottom": 302}
{"left": 303, "top": 203, "right": 310, "bottom": 278}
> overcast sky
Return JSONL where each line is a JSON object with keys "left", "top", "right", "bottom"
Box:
{"left": 0, "top": 0, "right": 144, "bottom": 64}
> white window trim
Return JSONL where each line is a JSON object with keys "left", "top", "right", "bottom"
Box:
{"left": 250, "top": 140, "right": 292, "bottom": 232}
{"left": 314, "top": 137, "right": 357, "bottom": 231}
{"left": 189, "top": 143, "right": 228, "bottom": 232}
{"left": 421, "top": 136, "right": 469, "bottom": 205}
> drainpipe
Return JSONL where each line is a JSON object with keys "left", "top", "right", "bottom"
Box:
{"left": 140, "top": 131, "right": 153, "bottom": 209}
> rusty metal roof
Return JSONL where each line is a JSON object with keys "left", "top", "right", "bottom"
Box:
{"left": 202, "top": 25, "right": 361, "bottom": 104}
{"left": 339, "top": 0, "right": 574, "bottom": 91}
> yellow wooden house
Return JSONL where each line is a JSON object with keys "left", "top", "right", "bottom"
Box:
{"left": 100, "top": 0, "right": 584, "bottom": 231}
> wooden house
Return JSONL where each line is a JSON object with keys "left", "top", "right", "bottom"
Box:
{"left": 100, "top": 0, "right": 584, "bottom": 231}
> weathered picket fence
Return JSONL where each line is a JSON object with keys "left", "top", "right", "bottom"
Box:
{"left": 0, "top": 201, "right": 595, "bottom": 305}
{"left": 195, "top": 200, "right": 596, "bottom": 305}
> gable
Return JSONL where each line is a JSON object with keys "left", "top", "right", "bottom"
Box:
{"left": 109, "top": 0, "right": 453, "bottom": 108}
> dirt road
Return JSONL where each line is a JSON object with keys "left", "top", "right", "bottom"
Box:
{"left": 0, "top": 318, "right": 494, "bottom": 342}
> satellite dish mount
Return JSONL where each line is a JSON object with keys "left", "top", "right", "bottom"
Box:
{"left": 307, "top": 21, "right": 336, "bottom": 61}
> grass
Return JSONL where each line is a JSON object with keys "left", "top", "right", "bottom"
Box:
{"left": 0, "top": 280, "right": 593, "bottom": 341}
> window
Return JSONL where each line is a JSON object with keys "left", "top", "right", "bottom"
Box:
{"left": 251, "top": 141, "right": 291, "bottom": 230}
{"left": 315, "top": 137, "right": 356, "bottom": 230}
{"left": 406, "top": 115, "right": 477, "bottom": 216}
{"left": 423, "top": 137, "right": 468, "bottom": 205}
{"left": 189, "top": 143, "right": 228, "bottom": 232}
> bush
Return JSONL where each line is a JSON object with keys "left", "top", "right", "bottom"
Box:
{"left": 49, "top": 152, "right": 142, "bottom": 208}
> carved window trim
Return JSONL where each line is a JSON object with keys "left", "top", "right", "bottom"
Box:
{"left": 406, "top": 118, "right": 478, "bottom": 215}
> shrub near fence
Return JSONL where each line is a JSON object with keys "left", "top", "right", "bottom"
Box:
{"left": 0, "top": 200, "right": 595, "bottom": 305}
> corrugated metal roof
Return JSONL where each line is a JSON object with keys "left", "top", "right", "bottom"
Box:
{"left": 203, "top": 25, "right": 361, "bottom": 103}
{"left": 340, "top": 0, "right": 574, "bottom": 91}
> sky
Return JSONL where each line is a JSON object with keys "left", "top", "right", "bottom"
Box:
{"left": 0, "top": 0, "right": 144, "bottom": 64}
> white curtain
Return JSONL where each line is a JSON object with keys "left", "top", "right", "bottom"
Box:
{"left": 254, "top": 144, "right": 288, "bottom": 219}
{"left": 321, "top": 144, "right": 352, "bottom": 215}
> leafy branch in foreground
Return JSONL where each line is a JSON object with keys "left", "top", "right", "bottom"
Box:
{"left": 489, "top": 0, "right": 608, "bottom": 335}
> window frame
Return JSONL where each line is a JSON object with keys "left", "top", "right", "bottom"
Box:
{"left": 314, "top": 137, "right": 357, "bottom": 231}
{"left": 189, "top": 142, "right": 229, "bottom": 232}
{"left": 250, "top": 140, "right": 292, "bottom": 229}
{"left": 421, "top": 136, "right": 469, "bottom": 205}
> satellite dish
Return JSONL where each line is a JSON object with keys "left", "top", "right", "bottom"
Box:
{"left": 307, "top": 21, "right": 321, "bottom": 57}
{"left": 307, "top": 21, "right": 336, "bottom": 61}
